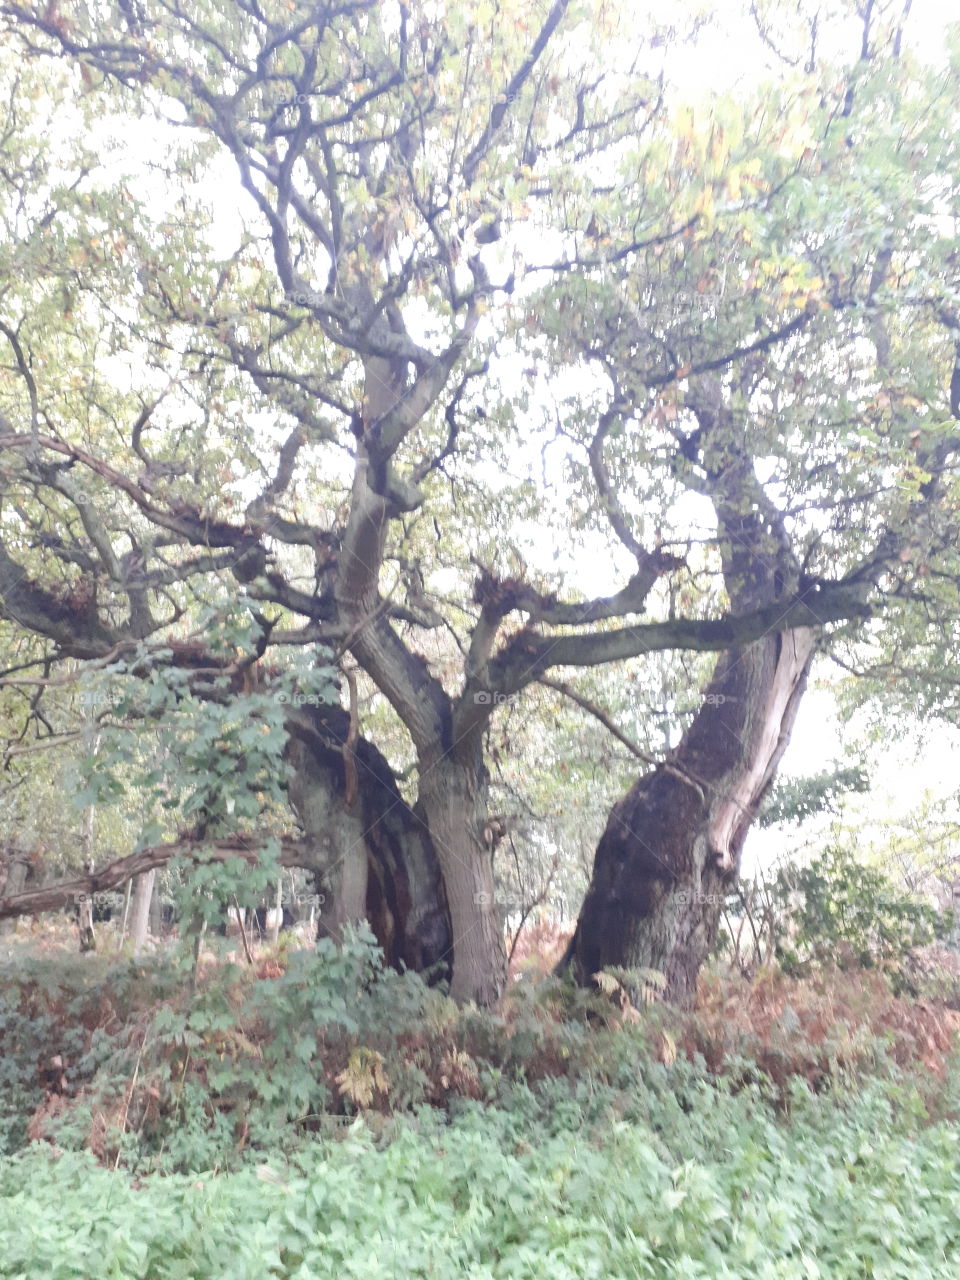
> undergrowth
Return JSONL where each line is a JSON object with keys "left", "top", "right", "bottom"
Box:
{"left": 3, "top": 927, "right": 960, "bottom": 1175}
{"left": 3, "top": 932, "right": 960, "bottom": 1275}
{"left": 4, "top": 1079, "right": 960, "bottom": 1278}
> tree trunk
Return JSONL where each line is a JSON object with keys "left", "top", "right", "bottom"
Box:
{"left": 148, "top": 881, "right": 162, "bottom": 936}
{"left": 564, "top": 627, "right": 815, "bottom": 1004}
{"left": 286, "top": 704, "right": 453, "bottom": 978}
{"left": 285, "top": 702, "right": 506, "bottom": 1000}
{"left": 77, "top": 886, "right": 96, "bottom": 952}
{"left": 0, "top": 852, "right": 28, "bottom": 937}
{"left": 118, "top": 878, "right": 133, "bottom": 944}
{"left": 416, "top": 747, "right": 506, "bottom": 1005}
{"left": 129, "top": 869, "right": 156, "bottom": 953}
{"left": 330, "top": 336, "right": 501, "bottom": 1002}
{"left": 266, "top": 878, "right": 282, "bottom": 945}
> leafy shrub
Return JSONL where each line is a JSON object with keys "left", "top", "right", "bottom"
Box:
{"left": 12, "top": 927, "right": 960, "bottom": 1179}
{"left": 773, "top": 845, "right": 944, "bottom": 975}
{"left": 0, "top": 951, "right": 178, "bottom": 1155}
{"left": 28, "top": 928, "right": 460, "bottom": 1169}
{"left": 685, "top": 966, "right": 960, "bottom": 1105}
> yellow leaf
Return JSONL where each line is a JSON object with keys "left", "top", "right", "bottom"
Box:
{"left": 675, "top": 105, "right": 696, "bottom": 143}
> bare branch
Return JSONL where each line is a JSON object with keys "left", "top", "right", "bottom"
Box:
{"left": 537, "top": 674, "right": 658, "bottom": 764}
{"left": 0, "top": 833, "right": 310, "bottom": 920}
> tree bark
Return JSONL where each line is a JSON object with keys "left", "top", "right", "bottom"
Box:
{"left": 286, "top": 704, "right": 453, "bottom": 979}
{"left": 129, "top": 869, "right": 156, "bottom": 953}
{"left": 416, "top": 746, "right": 506, "bottom": 1005}
{"left": 564, "top": 375, "right": 823, "bottom": 1004}
{"left": 77, "top": 888, "right": 96, "bottom": 952}
{"left": 148, "top": 881, "right": 162, "bottom": 936}
{"left": 0, "top": 850, "right": 29, "bottom": 937}
{"left": 565, "top": 627, "right": 815, "bottom": 1005}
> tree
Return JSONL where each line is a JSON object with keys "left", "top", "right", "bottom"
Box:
{"left": 0, "top": 0, "right": 957, "bottom": 1002}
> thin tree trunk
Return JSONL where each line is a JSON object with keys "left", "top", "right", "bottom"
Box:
{"left": 118, "top": 878, "right": 133, "bottom": 946}
{"left": 77, "top": 865, "right": 96, "bottom": 954}
{"left": 148, "top": 883, "right": 162, "bottom": 936}
{"left": 233, "top": 897, "right": 255, "bottom": 965}
{"left": 0, "top": 854, "right": 28, "bottom": 937}
{"left": 190, "top": 919, "right": 206, "bottom": 993}
{"left": 564, "top": 628, "right": 815, "bottom": 1005}
{"left": 129, "top": 869, "right": 156, "bottom": 953}
{"left": 266, "top": 877, "right": 282, "bottom": 945}
{"left": 79, "top": 736, "right": 99, "bottom": 951}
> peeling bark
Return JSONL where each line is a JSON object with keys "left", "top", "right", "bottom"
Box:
{"left": 564, "top": 628, "right": 816, "bottom": 1005}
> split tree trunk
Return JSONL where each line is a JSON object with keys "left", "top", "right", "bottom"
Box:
{"left": 286, "top": 703, "right": 453, "bottom": 978}
{"left": 564, "top": 627, "right": 815, "bottom": 1005}
{"left": 285, "top": 703, "right": 504, "bottom": 1000}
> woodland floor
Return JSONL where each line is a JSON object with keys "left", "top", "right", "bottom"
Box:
{"left": 2, "top": 924, "right": 960, "bottom": 1278}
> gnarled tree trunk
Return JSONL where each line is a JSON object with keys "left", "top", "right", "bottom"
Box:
{"left": 564, "top": 628, "right": 815, "bottom": 1004}
{"left": 564, "top": 370, "right": 824, "bottom": 1004}
{"left": 286, "top": 703, "right": 453, "bottom": 979}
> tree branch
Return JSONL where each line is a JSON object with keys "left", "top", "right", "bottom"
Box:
{"left": 537, "top": 674, "right": 658, "bottom": 764}
{"left": 461, "top": 0, "right": 571, "bottom": 187}
{"left": 0, "top": 833, "right": 310, "bottom": 921}
{"left": 487, "top": 585, "right": 870, "bottom": 695}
